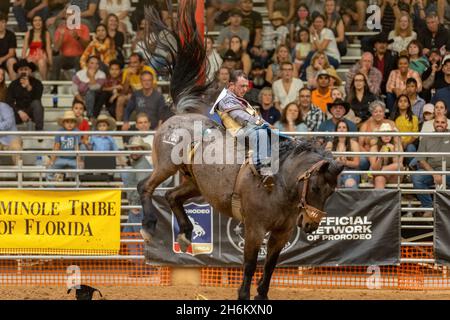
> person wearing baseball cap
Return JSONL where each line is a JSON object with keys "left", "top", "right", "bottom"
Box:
{"left": 311, "top": 70, "right": 333, "bottom": 112}
{"left": 217, "top": 6, "right": 250, "bottom": 54}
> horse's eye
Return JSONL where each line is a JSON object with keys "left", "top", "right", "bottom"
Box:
{"left": 312, "top": 186, "right": 320, "bottom": 193}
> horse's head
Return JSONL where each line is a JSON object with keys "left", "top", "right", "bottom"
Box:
{"left": 296, "top": 159, "right": 344, "bottom": 234}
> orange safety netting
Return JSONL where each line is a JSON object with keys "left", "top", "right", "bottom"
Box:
{"left": 0, "top": 233, "right": 171, "bottom": 287}
{"left": 201, "top": 246, "right": 450, "bottom": 290}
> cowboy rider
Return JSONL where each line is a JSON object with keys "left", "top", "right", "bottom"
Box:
{"left": 210, "top": 69, "right": 275, "bottom": 187}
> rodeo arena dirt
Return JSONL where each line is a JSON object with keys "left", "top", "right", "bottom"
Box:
{"left": 2, "top": 0, "right": 450, "bottom": 304}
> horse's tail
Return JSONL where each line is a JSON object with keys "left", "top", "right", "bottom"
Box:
{"left": 144, "top": 0, "right": 213, "bottom": 114}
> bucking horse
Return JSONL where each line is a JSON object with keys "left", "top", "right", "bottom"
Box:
{"left": 138, "top": 0, "right": 344, "bottom": 300}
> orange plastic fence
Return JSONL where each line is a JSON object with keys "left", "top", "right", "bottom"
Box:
{"left": 0, "top": 233, "right": 171, "bottom": 287}
{"left": 201, "top": 246, "right": 450, "bottom": 290}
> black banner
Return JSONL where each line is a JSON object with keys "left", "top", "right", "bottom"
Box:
{"left": 145, "top": 190, "right": 401, "bottom": 266}
{"left": 434, "top": 191, "right": 450, "bottom": 265}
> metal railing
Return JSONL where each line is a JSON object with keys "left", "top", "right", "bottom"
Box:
{"left": 0, "top": 130, "right": 446, "bottom": 263}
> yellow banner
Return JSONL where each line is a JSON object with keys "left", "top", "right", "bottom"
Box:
{"left": 0, "top": 190, "right": 121, "bottom": 255}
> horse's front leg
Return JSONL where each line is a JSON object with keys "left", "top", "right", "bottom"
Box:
{"left": 238, "top": 228, "right": 265, "bottom": 300}
{"left": 165, "top": 178, "right": 201, "bottom": 252}
{"left": 255, "top": 229, "right": 293, "bottom": 300}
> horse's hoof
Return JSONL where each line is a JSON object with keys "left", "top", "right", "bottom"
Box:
{"left": 177, "top": 233, "right": 191, "bottom": 253}
{"left": 254, "top": 294, "right": 269, "bottom": 300}
{"left": 140, "top": 228, "right": 153, "bottom": 244}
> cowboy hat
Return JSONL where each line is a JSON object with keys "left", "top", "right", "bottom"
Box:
{"left": 222, "top": 49, "right": 240, "bottom": 61}
{"left": 327, "top": 99, "right": 350, "bottom": 115}
{"left": 125, "top": 136, "right": 151, "bottom": 150}
{"left": 325, "top": 67, "right": 342, "bottom": 86}
{"left": 13, "top": 59, "right": 37, "bottom": 73}
{"left": 371, "top": 32, "right": 394, "bottom": 45}
{"left": 57, "top": 110, "right": 81, "bottom": 127}
{"left": 270, "top": 11, "right": 286, "bottom": 23}
{"left": 93, "top": 114, "right": 117, "bottom": 131}
{"left": 377, "top": 123, "right": 396, "bottom": 132}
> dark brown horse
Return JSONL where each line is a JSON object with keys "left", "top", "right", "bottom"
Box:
{"left": 139, "top": 1, "right": 344, "bottom": 300}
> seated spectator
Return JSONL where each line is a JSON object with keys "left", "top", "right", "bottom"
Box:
{"left": 302, "top": 14, "right": 341, "bottom": 74}
{"left": 261, "top": 11, "right": 289, "bottom": 61}
{"left": 6, "top": 60, "right": 43, "bottom": 131}
{"left": 256, "top": 87, "right": 280, "bottom": 125}
{"left": 346, "top": 72, "right": 378, "bottom": 125}
{"left": 0, "top": 13, "right": 18, "bottom": 81}
{"left": 116, "top": 53, "right": 157, "bottom": 120}
{"left": 205, "top": 0, "right": 239, "bottom": 31}
{"left": 359, "top": 100, "right": 398, "bottom": 170}
{"left": 391, "top": 94, "right": 419, "bottom": 167}
{"left": 325, "top": 120, "right": 361, "bottom": 188}
{"left": 421, "top": 48, "right": 443, "bottom": 101}
{"left": 0, "top": 101, "right": 22, "bottom": 165}
{"left": 417, "top": 12, "right": 449, "bottom": 56}
{"left": 272, "top": 62, "right": 304, "bottom": 110}
{"left": 369, "top": 123, "right": 403, "bottom": 189}
{"left": 88, "top": 114, "right": 125, "bottom": 165}
{"left": 105, "top": 13, "right": 126, "bottom": 67}
{"left": 386, "top": 55, "right": 422, "bottom": 114}
{"left": 217, "top": 9, "right": 250, "bottom": 55}
{"left": 421, "top": 100, "right": 450, "bottom": 132}
{"left": 13, "top": 0, "right": 49, "bottom": 32}
{"left": 221, "top": 49, "right": 240, "bottom": 72}
{"left": 100, "top": 60, "right": 123, "bottom": 119}
{"left": 47, "top": 0, "right": 99, "bottom": 32}
{"left": 298, "top": 87, "right": 325, "bottom": 132}
{"left": 372, "top": 33, "right": 399, "bottom": 95}
{"left": 267, "top": 0, "right": 295, "bottom": 23}
{"left": 265, "top": 44, "right": 297, "bottom": 84}
{"left": 71, "top": 99, "right": 90, "bottom": 147}
{"left": 324, "top": 0, "right": 347, "bottom": 57}
{"left": 47, "top": 110, "right": 81, "bottom": 182}
{"left": 213, "top": 66, "right": 231, "bottom": 91}
{"left": 388, "top": 13, "right": 417, "bottom": 55}
{"left": 306, "top": 52, "right": 331, "bottom": 88}
{"left": 0, "top": 68, "right": 7, "bottom": 102}
{"left": 206, "top": 36, "right": 223, "bottom": 82}
{"left": 319, "top": 99, "right": 357, "bottom": 138}
{"left": 293, "top": 27, "right": 312, "bottom": 73}
{"left": 340, "top": 0, "right": 367, "bottom": 31}
{"left": 122, "top": 71, "right": 167, "bottom": 130}
{"left": 346, "top": 52, "right": 383, "bottom": 96}
{"left": 99, "top": 0, "right": 132, "bottom": 34}
{"left": 289, "top": 3, "right": 310, "bottom": 47}
{"left": 326, "top": 67, "right": 343, "bottom": 91}
{"left": 51, "top": 9, "right": 90, "bottom": 80}
{"left": 21, "top": 15, "right": 52, "bottom": 81}
{"left": 406, "top": 77, "right": 426, "bottom": 122}
{"left": 240, "top": 0, "right": 263, "bottom": 57}
{"left": 80, "top": 24, "right": 117, "bottom": 72}
{"left": 229, "top": 35, "right": 252, "bottom": 75}
{"left": 407, "top": 40, "right": 429, "bottom": 76}
{"left": 249, "top": 62, "right": 271, "bottom": 91}
{"left": 419, "top": 103, "right": 435, "bottom": 131}
{"left": 412, "top": 115, "right": 450, "bottom": 215}
{"left": 72, "top": 56, "right": 107, "bottom": 121}
{"left": 311, "top": 70, "right": 333, "bottom": 113}
{"left": 274, "top": 102, "right": 308, "bottom": 132}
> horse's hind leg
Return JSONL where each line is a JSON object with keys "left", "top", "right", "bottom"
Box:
{"left": 165, "top": 177, "right": 201, "bottom": 252}
{"left": 238, "top": 228, "right": 265, "bottom": 300}
{"left": 254, "top": 228, "right": 293, "bottom": 300}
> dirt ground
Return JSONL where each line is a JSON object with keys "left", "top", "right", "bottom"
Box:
{"left": 1, "top": 285, "right": 450, "bottom": 300}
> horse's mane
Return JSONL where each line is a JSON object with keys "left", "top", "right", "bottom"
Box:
{"left": 278, "top": 138, "right": 333, "bottom": 165}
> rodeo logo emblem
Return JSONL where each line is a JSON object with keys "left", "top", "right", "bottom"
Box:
{"left": 226, "top": 219, "right": 300, "bottom": 257}
{"left": 172, "top": 202, "right": 213, "bottom": 255}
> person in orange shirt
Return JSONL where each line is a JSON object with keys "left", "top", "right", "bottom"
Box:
{"left": 311, "top": 70, "right": 333, "bottom": 113}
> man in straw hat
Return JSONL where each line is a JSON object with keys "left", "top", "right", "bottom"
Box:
{"left": 47, "top": 110, "right": 81, "bottom": 181}
{"left": 6, "top": 59, "right": 44, "bottom": 131}
{"left": 122, "top": 136, "right": 156, "bottom": 241}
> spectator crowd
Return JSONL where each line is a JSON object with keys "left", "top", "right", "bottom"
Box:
{"left": 0, "top": 0, "right": 450, "bottom": 218}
